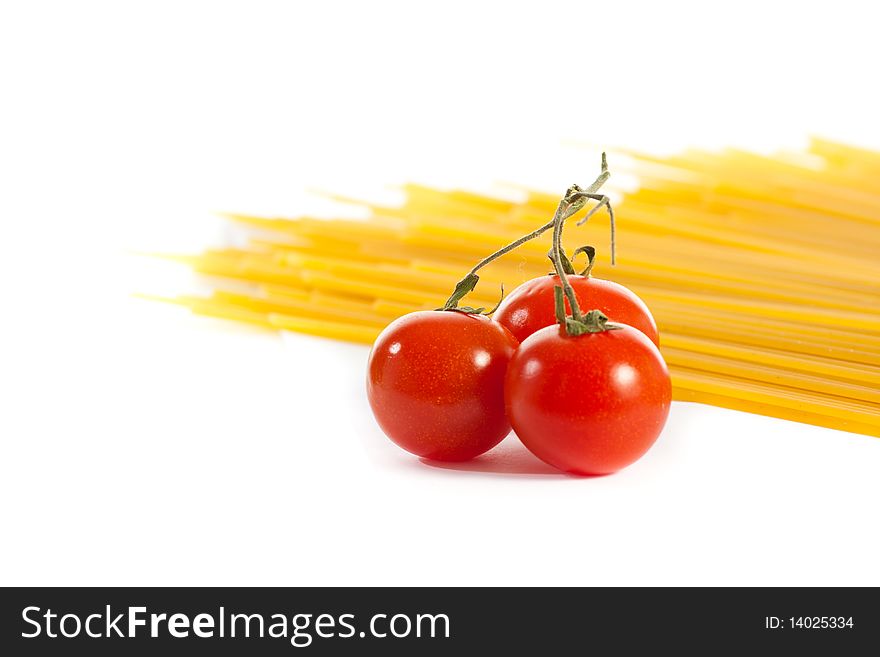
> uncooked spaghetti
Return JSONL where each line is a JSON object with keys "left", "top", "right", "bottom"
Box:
{"left": 156, "top": 138, "right": 880, "bottom": 437}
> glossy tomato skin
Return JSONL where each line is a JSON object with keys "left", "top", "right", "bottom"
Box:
{"left": 494, "top": 275, "right": 659, "bottom": 346}
{"left": 505, "top": 323, "right": 671, "bottom": 475}
{"left": 367, "top": 310, "right": 519, "bottom": 461}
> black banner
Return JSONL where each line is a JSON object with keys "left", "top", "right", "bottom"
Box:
{"left": 1, "top": 587, "right": 876, "bottom": 654}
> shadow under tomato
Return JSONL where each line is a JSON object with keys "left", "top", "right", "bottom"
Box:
{"left": 419, "top": 438, "right": 604, "bottom": 478}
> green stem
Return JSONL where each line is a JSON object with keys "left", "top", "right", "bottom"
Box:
{"left": 463, "top": 200, "right": 584, "bottom": 279}
{"left": 551, "top": 201, "right": 621, "bottom": 334}
{"left": 550, "top": 197, "right": 584, "bottom": 322}
{"left": 441, "top": 155, "right": 610, "bottom": 311}
{"left": 549, "top": 177, "right": 622, "bottom": 336}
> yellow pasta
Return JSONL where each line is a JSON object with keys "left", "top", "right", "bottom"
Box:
{"left": 158, "top": 138, "right": 880, "bottom": 437}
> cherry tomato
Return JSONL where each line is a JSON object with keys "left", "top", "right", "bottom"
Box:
{"left": 494, "top": 274, "right": 659, "bottom": 346}
{"left": 504, "top": 323, "right": 671, "bottom": 475}
{"left": 367, "top": 310, "right": 518, "bottom": 461}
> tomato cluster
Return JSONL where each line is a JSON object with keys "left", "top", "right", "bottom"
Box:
{"left": 366, "top": 160, "right": 672, "bottom": 475}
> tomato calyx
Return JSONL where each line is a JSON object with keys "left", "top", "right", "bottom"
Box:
{"left": 438, "top": 279, "right": 505, "bottom": 316}
{"left": 439, "top": 272, "right": 480, "bottom": 311}
{"left": 572, "top": 245, "right": 597, "bottom": 276}
{"left": 551, "top": 284, "right": 622, "bottom": 335}
{"left": 547, "top": 244, "right": 597, "bottom": 277}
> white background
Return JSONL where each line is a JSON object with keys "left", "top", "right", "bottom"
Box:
{"left": 1, "top": 1, "right": 879, "bottom": 586}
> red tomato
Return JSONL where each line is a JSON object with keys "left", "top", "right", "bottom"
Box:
{"left": 367, "top": 310, "right": 518, "bottom": 461}
{"left": 494, "top": 275, "right": 659, "bottom": 346}
{"left": 504, "top": 323, "right": 671, "bottom": 475}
